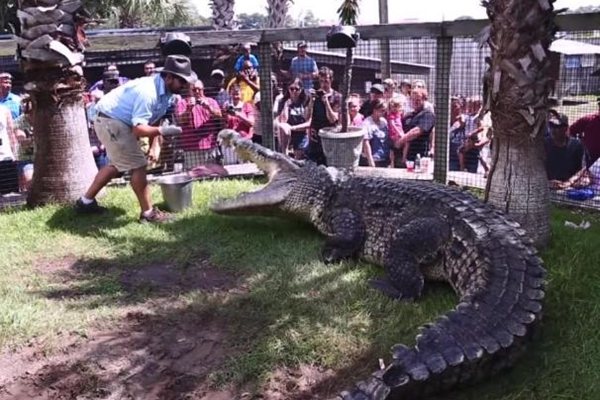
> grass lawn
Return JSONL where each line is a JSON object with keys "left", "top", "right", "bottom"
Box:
{"left": 0, "top": 179, "right": 599, "bottom": 399}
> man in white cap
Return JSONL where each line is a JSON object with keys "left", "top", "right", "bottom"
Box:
{"left": 75, "top": 55, "right": 196, "bottom": 224}
{"left": 206, "top": 69, "right": 230, "bottom": 107}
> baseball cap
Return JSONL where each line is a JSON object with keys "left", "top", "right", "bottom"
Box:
{"left": 548, "top": 112, "right": 569, "bottom": 128}
{"left": 210, "top": 69, "right": 225, "bottom": 77}
{"left": 297, "top": 41, "right": 308, "bottom": 49}
{"left": 400, "top": 79, "right": 411, "bottom": 87}
{"left": 370, "top": 83, "right": 385, "bottom": 94}
{"left": 0, "top": 72, "right": 12, "bottom": 80}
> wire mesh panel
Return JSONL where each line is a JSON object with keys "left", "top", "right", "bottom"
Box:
{"left": 545, "top": 30, "right": 600, "bottom": 209}
{"left": 2, "top": 18, "right": 600, "bottom": 212}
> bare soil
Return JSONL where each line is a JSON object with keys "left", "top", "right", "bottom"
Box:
{"left": 0, "top": 256, "right": 347, "bottom": 400}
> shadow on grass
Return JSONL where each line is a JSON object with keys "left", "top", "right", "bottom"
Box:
{"left": 17, "top": 202, "right": 569, "bottom": 400}
{"left": 16, "top": 206, "right": 399, "bottom": 398}
{"left": 46, "top": 205, "right": 130, "bottom": 236}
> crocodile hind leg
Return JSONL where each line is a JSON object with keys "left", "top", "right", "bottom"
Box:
{"left": 370, "top": 217, "right": 451, "bottom": 301}
{"left": 321, "top": 207, "right": 365, "bottom": 264}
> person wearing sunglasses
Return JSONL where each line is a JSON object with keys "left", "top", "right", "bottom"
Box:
{"left": 277, "top": 78, "right": 311, "bottom": 159}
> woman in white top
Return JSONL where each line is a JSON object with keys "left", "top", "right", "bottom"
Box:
{"left": 0, "top": 106, "right": 19, "bottom": 194}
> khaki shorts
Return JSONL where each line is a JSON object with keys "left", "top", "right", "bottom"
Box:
{"left": 95, "top": 116, "right": 147, "bottom": 172}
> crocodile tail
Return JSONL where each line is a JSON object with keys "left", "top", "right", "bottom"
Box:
{"left": 339, "top": 222, "right": 546, "bottom": 399}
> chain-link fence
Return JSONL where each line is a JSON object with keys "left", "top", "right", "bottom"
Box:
{"left": 0, "top": 15, "right": 599, "bottom": 210}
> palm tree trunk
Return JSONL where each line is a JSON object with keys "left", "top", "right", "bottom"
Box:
{"left": 266, "top": 0, "right": 291, "bottom": 28}
{"left": 18, "top": 0, "right": 98, "bottom": 206}
{"left": 27, "top": 70, "right": 98, "bottom": 206}
{"left": 482, "top": 0, "right": 558, "bottom": 247}
{"left": 210, "top": 0, "right": 235, "bottom": 30}
{"left": 340, "top": 47, "right": 353, "bottom": 132}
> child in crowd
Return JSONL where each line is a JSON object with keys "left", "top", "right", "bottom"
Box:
{"left": 387, "top": 97, "right": 406, "bottom": 166}
{"left": 361, "top": 99, "right": 393, "bottom": 168}
{"left": 347, "top": 93, "right": 364, "bottom": 127}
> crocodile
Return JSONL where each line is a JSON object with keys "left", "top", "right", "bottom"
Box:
{"left": 210, "top": 129, "right": 546, "bottom": 399}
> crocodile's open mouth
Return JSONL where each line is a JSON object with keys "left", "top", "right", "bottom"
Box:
{"left": 209, "top": 130, "right": 300, "bottom": 214}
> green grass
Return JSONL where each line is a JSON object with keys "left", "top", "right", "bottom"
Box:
{"left": 0, "top": 180, "right": 599, "bottom": 399}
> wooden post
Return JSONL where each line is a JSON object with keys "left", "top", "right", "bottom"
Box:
{"left": 433, "top": 35, "right": 452, "bottom": 184}
{"left": 257, "top": 42, "right": 275, "bottom": 150}
{"left": 378, "top": 0, "right": 391, "bottom": 79}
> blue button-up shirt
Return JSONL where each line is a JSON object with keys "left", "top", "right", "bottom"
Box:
{"left": 0, "top": 92, "right": 21, "bottom": 120}
{"left": 96, "top": 74, "right": 174, "bottom": 127}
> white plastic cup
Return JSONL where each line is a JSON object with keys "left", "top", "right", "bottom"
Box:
{"left": 406, "top": 161, "right": 415, "bottom": 172}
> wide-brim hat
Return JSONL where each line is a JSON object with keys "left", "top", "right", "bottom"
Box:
{"left": 157, "top": 55, "right": 196, "bottom": 84}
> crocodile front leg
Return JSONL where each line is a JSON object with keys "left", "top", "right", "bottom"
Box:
{"left": 370, "top": 217, "right": 451, "bottom": 301}
{"left": 321, "top": 207, "right": 366, "bottom": 264}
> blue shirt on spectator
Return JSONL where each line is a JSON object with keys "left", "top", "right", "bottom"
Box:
{"left": 362, "top": 115, "right": 391, "bottom": 162}
{"left": 0, "top": 92, "right": 21, "bottom": 120}
{"left": 96, "top": 74, "right": 174, "bottom": 127}
{"left": 234, "top": 54, "right": 260, "bottom": 72}
{"left": 290, "top": 56, "right": 318, "bottom": 90}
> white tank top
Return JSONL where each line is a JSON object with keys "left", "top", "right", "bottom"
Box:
{"left": 0, "top": 109, "right": 15, "bottom": 161}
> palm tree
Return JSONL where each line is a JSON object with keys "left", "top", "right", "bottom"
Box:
{"left": 481, "top": 0, "right": 557, "bottom": 247}
{"left": 18, "top": 1, "right": 98, "bottom": 206}
{"left": 266, "top": 0, "right": 292, "bottom": 28}
{"left": 210, "top": 0, "right": 235, "bottom": 30}
{"left": 82, "top": 0, "right": 197, "bottom": 29}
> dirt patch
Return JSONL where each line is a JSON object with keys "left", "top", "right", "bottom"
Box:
{"left": 262, "top": 364, "right": 338, "bottom": 400}
{"left": 120, "top": 258, "right": 240, "bottom": 295}
{"left": 0, "top": 309, "right": 239, "bottom": 400}
{"left": 2, "top": 256, "right": 349, "bottom": 399}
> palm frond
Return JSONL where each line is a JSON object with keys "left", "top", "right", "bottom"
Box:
{"left": 337, "top": 0, "right": 360, "bottom": 25}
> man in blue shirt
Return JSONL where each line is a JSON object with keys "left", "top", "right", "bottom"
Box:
{"left": 75, "top": 55, "right": 196, "bottom": 223}
{"left": 290, "top": 42, "right": 318, "bottom": 90}
{"left": 233, "top": 43, "right": 260, "bottom": 72}
{"left": 0, "top": 72, "right": 21, "bottom": 120}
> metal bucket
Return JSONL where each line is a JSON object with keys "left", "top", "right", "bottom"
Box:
{"left": 157, "top": 174, "right": 193, "bottom": 212}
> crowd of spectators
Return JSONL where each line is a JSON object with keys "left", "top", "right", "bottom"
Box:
{"left": 2, "top": 39, "right": 600, "bottom": 201}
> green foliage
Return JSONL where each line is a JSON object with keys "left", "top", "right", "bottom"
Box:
{"left": 337, "top": 0, "right": 360, "bottom": 25}
{"left": 82, "top": 0, "right": 206, "bottom": 29}
{"left": 1, "top": 181, "right": 600, "bottom": 398}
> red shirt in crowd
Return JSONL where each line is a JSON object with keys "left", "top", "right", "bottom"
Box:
{"left": 569, "top": 112, "right": 600, "bottom": 163}
{"left": 175, "top": 97, "right": 220, "bottom": 151}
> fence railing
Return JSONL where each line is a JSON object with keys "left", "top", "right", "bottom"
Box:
{"left": 1, "top": 13, "right": 599, "bottom": 211}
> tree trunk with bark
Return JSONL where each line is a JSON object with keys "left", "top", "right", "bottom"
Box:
{"left": 27, "top": 70, "right": 98, "bottom": 205}
{"left": 18, "top": 0, "right": 98, "bottom": 206}
{"left": 482, "top": 0, "right": 559, "bottom": 248}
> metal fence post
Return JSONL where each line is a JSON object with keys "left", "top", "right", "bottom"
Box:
{"left": 433, "top": 35, "right": 452, "bottom": 184}
{"left": 257, "top": 42, "right": 275, "bottom": 150}
{"left": 378, "top": 0, "right": 391, "bottom": 79}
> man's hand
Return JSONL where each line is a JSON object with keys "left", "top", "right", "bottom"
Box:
{"left": 158, "top": 125, "right": 182, "bottom": 136}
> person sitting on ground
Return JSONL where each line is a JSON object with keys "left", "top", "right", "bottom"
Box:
{"left": 360, "top": 99, "right": 393, "bottom": 168}
{"left": 545, "top": 112, "right": 585, "bottom": 188}
{"left": 226, "top": 60, "right": 260, "bottom": 104}
{"left": 359, "top": 84, "right": 385, "bottom": 118}
{"left": 278, "top": 78, "right": 311, "bottom": 159}
{"left": 75, "top": 55, "right": 196, "bottom": 224}
{"left": 175, "top": 79, "right": 222, "bottom": 169}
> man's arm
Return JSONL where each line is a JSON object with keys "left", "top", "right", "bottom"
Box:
{"left": 323, "top": 93, "right": 339, "bottom": 124}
